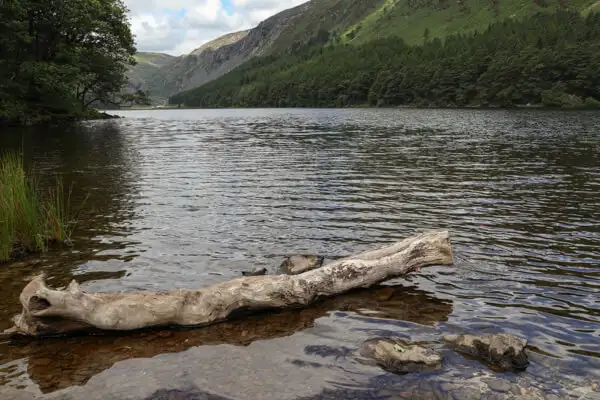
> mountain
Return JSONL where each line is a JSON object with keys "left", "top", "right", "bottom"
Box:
{"left": 130, "top": 0, "right": 598, "bottom": 104}
{"left": 169, "top": 3, "right": 600, "bottom": 109}
{"left": 344, "top": 0, "right": 598, "bottom": 44}
{"left": 127, "top": 0, "right": 385, "bottom": 102}
{"left": 128, "top": 53, "right": 175, "bottom": 89}
{"left": 190, "top": 31, "right": 250, "bottom": 55}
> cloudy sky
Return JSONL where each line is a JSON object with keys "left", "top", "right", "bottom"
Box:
{"left": 126, "top": 0, "right": 309, "bottom": 55}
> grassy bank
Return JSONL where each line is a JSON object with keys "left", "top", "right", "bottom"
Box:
{"left": 0, "top": 152, "right": 75, "bottom": 262}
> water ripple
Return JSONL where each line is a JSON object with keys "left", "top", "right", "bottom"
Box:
{"left": 1, "top": 108, "right": 599, "bottom": 397}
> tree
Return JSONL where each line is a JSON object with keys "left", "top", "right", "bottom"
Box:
{"left": 120, "top": 89, "right": 152, "bottom": 107}
{"left": 0, "top": 0, "right": 137, "bottom": 124}
{"left": 169, "top": 11, "right": 600, "bottom": 110}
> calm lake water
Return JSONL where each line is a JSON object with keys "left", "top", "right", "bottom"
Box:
{"left": 0, "top": 109, "right": 599, "bottom": 399}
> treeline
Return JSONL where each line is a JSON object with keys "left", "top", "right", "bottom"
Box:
{"left": 170, "top": 12, "right": 600, "bottom": 109}
{"left": 0, "top": 0, "right": 144, "bottom": 125}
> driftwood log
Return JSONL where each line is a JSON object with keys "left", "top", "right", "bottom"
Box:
{"left": 5, "top": 230, "right": 453, "bottom": 337}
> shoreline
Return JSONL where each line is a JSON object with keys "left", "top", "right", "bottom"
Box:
{"left": 117, "top": 104, "right": 600, "bottom": 111}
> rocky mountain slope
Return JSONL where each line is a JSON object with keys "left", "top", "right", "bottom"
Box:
{"left": 190, "top": 31, "right": 249, "bottom": 55}
{"left": 169, "top": 10, "right": 600, "bottom": 109}
{"left": 130, "top": 0, "right": 598, "bottom": 104}
{"left": 127, "top": 53, "right": 175, "bottom": 92}
{"left": 128, "top": 0, "right": 384, "bottom": 103}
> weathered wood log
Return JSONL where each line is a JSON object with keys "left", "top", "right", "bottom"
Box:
{"left": 4, "top": 230, "right": 453, "bottom": 337}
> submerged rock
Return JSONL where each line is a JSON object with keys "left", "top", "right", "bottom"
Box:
{"left": 444, "top": 333, "right": 529, "bottom": 371}
{"left": 241, "top": 268, "right": 267, "bottom": 276}
{"left": 359, "top": 338, "right": 443, "bottom": 374}
{"left": 9, "top": 247, "right": 27, "bottom": 260}
{"left": 280, "top": 255, "right": 324, "bottom": 275}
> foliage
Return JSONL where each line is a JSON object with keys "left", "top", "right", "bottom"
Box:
{"left": 0, "top": 152, "right": 79, "bottom": 262}
{"left": 345, "top": 0, "right": 597, "bottom": 45}
{"left": 119, "top": 90, "right": 152, "bottom": 107}
{"left": 131, "top": 0, "right": 596, "bottom": 103}
{"left": 170, "top": 11, "right": 600, "bottom": 109}
{"left": 0, "top": 0, "right": 142, "bottom": 124}
{"left": 127, "top": 0, "right": 386, "bottom": 103}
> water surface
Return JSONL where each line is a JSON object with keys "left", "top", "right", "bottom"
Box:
{"left": 1, "top": 109, "right": 599, "bottom": 399}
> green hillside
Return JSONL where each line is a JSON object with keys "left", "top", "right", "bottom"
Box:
{"left": 345, "top": 0, "right": 597, "bottom": 45}
{"left": 263, "top": 0, "right": 385, "bottom": 53}
{"left": 134, "top": 0, "right": 598, "bottom": 104}
{"left": 128, "top": 52, "right": 175, "bottom": 100}
{"left": 126, "top": 1, "right": 386, "bottom": 102}
{"left": 134, "top": 52, "right": 175, "bottom": 65}
{"left": 169, "top": 11, "right": 600, "bottom": 109}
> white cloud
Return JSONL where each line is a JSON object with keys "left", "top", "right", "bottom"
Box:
{"left": 125, "top": 0, "right": 309, "bottom": 55}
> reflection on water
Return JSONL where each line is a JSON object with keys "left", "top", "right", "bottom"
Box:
{"left": 0, "top": 108, "right": 599, "bottom": 399}
{"left": 2, "top": 286, "right": 450, "bottom": 393}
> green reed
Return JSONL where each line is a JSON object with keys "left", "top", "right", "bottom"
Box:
{"left": 0, "top": 152, "right": 78, "bottom": 262}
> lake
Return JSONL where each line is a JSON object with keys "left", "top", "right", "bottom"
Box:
{"left": 1, "top": 108, "right": 599, "bottom": 399}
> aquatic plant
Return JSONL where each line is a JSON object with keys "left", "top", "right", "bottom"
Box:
{"left": 0, "top": 152, "right": 77, "bottom": 262}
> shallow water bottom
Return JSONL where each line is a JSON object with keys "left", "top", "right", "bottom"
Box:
{"left": 1, "top": 284, "right": 599, "bottom": 400}
{"left": 1, "top": 108, "right": 599, "bottom": 399}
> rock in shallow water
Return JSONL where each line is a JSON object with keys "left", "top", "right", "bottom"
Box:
{"left": 241, "top": 268, "right": 267, "bottom": 276}
{"left": 359, "top": 338, "right": 443, "bottom": 374}
{"left": 444, "top": 333, "right": 529, "bottom": 371}
{"left": 485, "top": 378, "right": 513, "bottom": 393}
{"left": 279, "top": 255, "right": 324, "bottom": 275}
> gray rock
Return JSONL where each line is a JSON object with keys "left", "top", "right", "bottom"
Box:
{"left": 241, "top": 268, "right": 267, "bottom": 276}
{"left": 280, "top": 255, "right": 324, "bottom": 275}
{"left": 486, "top": 379, "right": 512, "bottom": 393}
{"left": 558, "top": 389, "right": 570, "bottom": 397}
{"left": 440, "top": 382, "right": 460, "bottom": 392}
{"left": 444, "top": 333, "right": 529, "bottom": 371}
{"left": 517, "top": 387, "right": 546, "bottom": 399}
{"left": 485, "top": 394, "right": 507, "bottom": 400}
{"left": 359, "top": 338, "right": 443, "bottom": 374}
{"left": 581, "top": 393, "right": 600, "bottom": 400}
{"left": 451, "top": 388, "right": 482, "bottom": 400}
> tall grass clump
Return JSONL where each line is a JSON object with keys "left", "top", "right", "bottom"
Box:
{"left": 0, "top": 152, "right": 75, "bottom": 262}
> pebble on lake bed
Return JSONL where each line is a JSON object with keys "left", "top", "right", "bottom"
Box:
{"left": 359, "top": 338, "right": 443, "bottom": 374}
{"left": 279, "top": 255, "right": 324, "bottom": 275}
{"left": 444, "top": 333, "right": 529, "bottom": 371}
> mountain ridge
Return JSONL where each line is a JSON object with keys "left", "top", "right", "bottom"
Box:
{"left": 169, "top": 10, "right": 600, "bottom": 109}
{"left": 128, "top": 0, "right": 384, "bottom": 102}
{"left": 129, "top": 0, "right": 597, "bottom": 104}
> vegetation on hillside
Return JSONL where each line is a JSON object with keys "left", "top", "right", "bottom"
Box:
{"left": 130, "top": 0, "right": 596, "bottom": 103}
{"left": 0, "top": 0, "right": 142, "bottom": 124}
{"left": 169, "top": 11, "right": 600, "bottom": 109}
{"left": 0, "top": 153, "right": 77, "bottom": 262}
{"left": 344, "top": 0, "right": 597, "bottom": 45}
{"left": 265, "top": 0, "right": 385, "bottom": 54}
{"left": 126, "top": 0, "right": 386, "bottom": 102}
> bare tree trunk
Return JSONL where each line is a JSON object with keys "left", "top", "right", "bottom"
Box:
{"left": 5, "top": 230, "right": 453, "bottom": 337}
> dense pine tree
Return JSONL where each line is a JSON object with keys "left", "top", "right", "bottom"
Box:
{"left": 170, "top": 12, "right": 600, "bottom": 109}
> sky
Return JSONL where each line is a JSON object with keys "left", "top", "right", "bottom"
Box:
{"left": 126, "top": 0, "right": 309, "bottom": 56}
